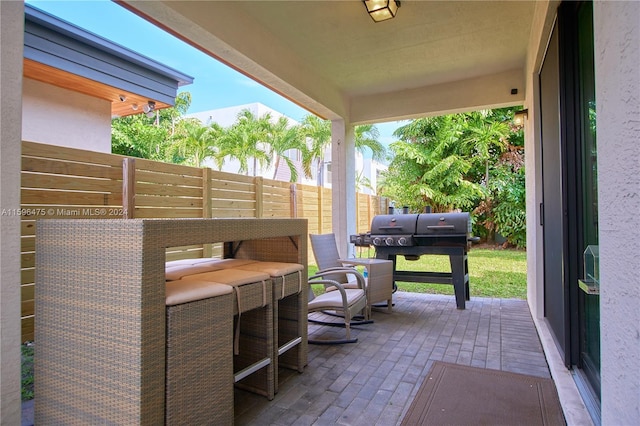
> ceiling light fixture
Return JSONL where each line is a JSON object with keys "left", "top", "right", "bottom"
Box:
{"left": 143, "top": 101, "right": 156, "bottom": 117}
{"left": 363, "top": 0, "right": 401, "bottom": 23}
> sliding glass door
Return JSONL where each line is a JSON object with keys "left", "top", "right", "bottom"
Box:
{"left": 539, "top": 0, "right": 600, "bottom": 409}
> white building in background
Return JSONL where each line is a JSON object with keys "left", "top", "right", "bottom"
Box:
{"left": 320, "top": 150, "right": 386, "bottom": 196}
{"left": 188, "top": 102, "right": 387, "bottom": 194}
{"left": 187, "top": 102, "right": 290, "bottom": 128}
{"left": 186, "top": 102, "right": 312, "bottom": 184}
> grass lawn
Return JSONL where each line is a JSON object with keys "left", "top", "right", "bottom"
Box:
{"left": 22, "top": 342, "right": 34, "bottom": 401}
{"left": 310, "top": 247, "right": 527, "bottom": 300}
{"left": 394, "top": 247, "right": 527, "bottom": 299}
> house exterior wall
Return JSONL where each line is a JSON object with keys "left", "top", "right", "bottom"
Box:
{"left": 0, "top": 1, "right": 24, "bottom": 423}
{"left": 594, "top": 1, "right": 640, "bottom": 423}
{"left": 22, "top": 78, "right": 112, "bottom": 152}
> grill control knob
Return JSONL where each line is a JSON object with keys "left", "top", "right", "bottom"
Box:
{"left": 372, "top": 237, "right": 382, "bottom": 246}
{"left": 398, "top": 237, "right": 407, "bottom": 246}
{"left": 385, "top": 237, "right": 395, "bottom": 246}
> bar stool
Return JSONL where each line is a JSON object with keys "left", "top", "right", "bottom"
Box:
{"left": 181, "top": 269, "right": 275, "bottom": 400}
{"left": 229, "top": 261, "right": 307, "bottom": 393}
{"left": 165, "top": 279, "right": 234, "bottom": 425}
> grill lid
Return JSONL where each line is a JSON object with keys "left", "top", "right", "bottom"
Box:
{"left": 416, "top": 212, "right": 471, "bottom": 236}
{"left": 370, "top": 214, "right": 418, "bottom": 235}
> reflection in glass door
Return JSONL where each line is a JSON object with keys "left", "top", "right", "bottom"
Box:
{"left": 576, "top": 0, "right": 600, "bottom": 405}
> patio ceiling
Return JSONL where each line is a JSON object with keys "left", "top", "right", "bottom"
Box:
{"left": 119, "top": 0, "right": 534, "bottom": 124}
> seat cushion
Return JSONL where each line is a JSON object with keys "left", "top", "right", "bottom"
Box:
{"left": 308, "top": 288, "right": 366, "bottom": 311}
{"left": 166, "top": 264, "right": 224, "bottom": 281}
{"left": 198, "top": 259, "right": 258, "bottom": 269}
{"left": 181, "top": 269, "right": 270, "bottom": 287}
{"left": 234, "top": 261, "right": 304, "bottom": 277}
{"left": 165, "top": 258, "right": 202, "bottom": 267}
{"left": 165, "top": 280, "right": 232, "bottom": 306}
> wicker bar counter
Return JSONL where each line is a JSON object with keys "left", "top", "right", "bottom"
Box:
{"left": 35, "top": 218, "right": 308, "bottom": 425}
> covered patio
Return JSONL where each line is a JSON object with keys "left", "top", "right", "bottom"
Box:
{"left": 3, "top": 1, "right": 640, "bottom": 425}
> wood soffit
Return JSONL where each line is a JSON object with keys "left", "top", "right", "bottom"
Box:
{"left": 23, "top": 58, "right": 171, "bottom": 118}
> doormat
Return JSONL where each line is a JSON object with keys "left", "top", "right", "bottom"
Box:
{"left": 401, "top": 361, "right": 565, "bottom": 425}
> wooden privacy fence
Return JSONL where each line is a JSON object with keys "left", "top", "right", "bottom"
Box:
{"left": 20, "top": 141, "right": 388, "bottom": 341}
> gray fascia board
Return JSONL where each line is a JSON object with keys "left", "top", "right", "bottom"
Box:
{"left": 24, "top": 4, "right": 193, "bottom": 100}
{"left": 24, "top": 30, "right": 177, "bottom": 104}
{"left": 24, "top": 44, "right": 176, "bottom": 106}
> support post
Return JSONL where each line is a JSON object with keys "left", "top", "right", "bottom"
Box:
{"left": 255, "top": 176, "right": 264, "bottom": 218}
{"left": 122, "top": 158, "right": 135, "bottom": 219}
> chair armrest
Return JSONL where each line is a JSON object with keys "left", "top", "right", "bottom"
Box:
{"left": 308, "top": 278, "right": 350, "bottom": 310}
{"left": 312, "top": 267, "right": 366, "bottom": 290}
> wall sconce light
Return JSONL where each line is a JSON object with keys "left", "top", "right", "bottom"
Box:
{"left": 514, "top": 109, "right": 528, "bottom": 126}
{"left": 131, "top": 103, "right": 139, "bottom": 111}
{"left": 143, "top": 101, "right": 156, "bottom": 118}
{"left": 363, "top": 0, "right": 401, "bottom": 22}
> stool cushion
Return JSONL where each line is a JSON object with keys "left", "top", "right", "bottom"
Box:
{"left": 165, "top": 259, "right": 199, "bottom": 267}
{"left": 182, "top": 269, "right": 269, "bottom": 287}
{"left": 165, "top": 280, "right": 232, "bottom": 306}
{"left": 234, "top": 261, "right": 304, "bottom": 277}
{"left": 199, "top": 259, "right": 258, "bottom": 269}
{"left": 308, "top": 288, "right": 366, "bottom": 310}
{"left": 165, "top": 257, "right": 256, "bottom": 267}
{"left": 166, "top": 264, "right": 224, "bottom": 281}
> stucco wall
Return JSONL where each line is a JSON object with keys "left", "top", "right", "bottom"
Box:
{"left": 594, "top": 1, "right": 640, "bottom": 423}
{"left": 0, "top": 1, "right": 24, "bottom": 423}
{"left": 22, "top": 78, "right": 112, "bottom": 152}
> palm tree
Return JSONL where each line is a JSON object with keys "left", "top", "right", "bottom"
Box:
{"left": 355, "top": 124, "right": 386, "bottom": 161}
{"left": 300, "top": 115, "right": 386, "bottom": 186}
{"left": 170, "top": 118, "right": 222, "bottom": 167}
{"left": 300, "top": 115, "right": 331, "bottom": 186}
{"left": 219, "top": 110, "right": 271, "bottom": 175}
{"left": 265, "top": 116, "right": 306, "bottom": 182}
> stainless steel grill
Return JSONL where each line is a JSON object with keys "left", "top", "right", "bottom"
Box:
{"left": 351, "top": 212, "right": 475, "bottom": 309}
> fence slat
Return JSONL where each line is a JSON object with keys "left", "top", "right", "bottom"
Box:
{"left": 22, "top": 141, "right": 123, "bottom": 166}
{"left": 22, "top": 173, "right": 121, "bottom": 192}
{"left": 135, "top": 195, "right": 202, "bottom": 208}
{"left": 21, "top": 189, "right": 122, "bottom": 206}
{"left": 135, "top": 182, "right": 202, "bottom": 197}
{"left": 135, "top": 169, "right": 202, "bottom": 187}
{"left": 22, "top": 156, "right": 122, "bottom": 180}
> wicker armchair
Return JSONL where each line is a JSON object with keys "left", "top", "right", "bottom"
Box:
{"left": 307, "top": 269, "right": 369, "bottom": 344}
{"left": 310, "top": 233, "right": 390, "bottom": 320}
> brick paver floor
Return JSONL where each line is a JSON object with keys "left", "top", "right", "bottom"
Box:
{"left": 235, "top": 291, "right": 549, "bottom": 425}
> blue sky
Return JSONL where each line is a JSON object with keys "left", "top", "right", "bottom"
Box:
{"left": 28, "top": 0, "right": 402, "bottom": 147}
